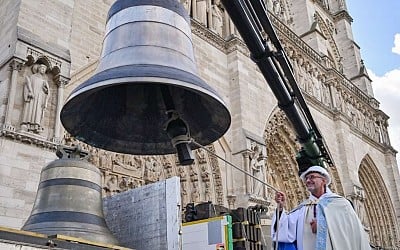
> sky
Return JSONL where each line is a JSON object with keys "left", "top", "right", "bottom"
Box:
{"left": 346, "top": 0, "right": 400, "bottom": 167}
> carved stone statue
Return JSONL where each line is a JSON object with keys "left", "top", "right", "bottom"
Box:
{"left": 99, "top": 151, "right": 112, "bottom": 170}
{"left": 181, "top": 182, "right": 189, "bottom": 206}
{"left": 195, "top": 148, "right": 207, "bottom": 164}
{"left": 144, "top": 156, "right": 161, "bottom": 183}
{"left": 200, "top": 165, "right": 211, "bottom": 182}
{"left": 211, "top": 0, "right": 223, "bottom": 35}
{"left": 21, "top": 64, "right": 50, "bottom": 133}
{"left": 196, "top": 0, "right": 207, "bottom": 25}
{"left": 204, "top": 182, "right": 213, "bottom": 201}
{"left": 350, "top": 186, "right": 370, "bottom": 230}
{"left": 249, "top": 143, "right": 265, "bottom": 197}
{"left": 191, "top": 182, "right": 200, "bottom": 202}
{"left": 178, "top": 166, "right": 188, "bottom": 182}
{"left": 189, "top": 166, "right": 199, "bottom": 182}
{"left": 272, "top": 0, "right": 282, "bottom": 16}
{"left": 89, "top": 148, "right": 100, "bottom": 167}
{"left": 103, "top": 175, "right": 120, "bottom": 196}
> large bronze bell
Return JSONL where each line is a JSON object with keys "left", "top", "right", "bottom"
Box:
{"left": 60, "top": 0, "right": 231, "bottom": 164}
{"left": 22, "top": 146, "right": 119, "bottom": 245}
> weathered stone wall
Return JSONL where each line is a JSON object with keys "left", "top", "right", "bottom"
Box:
{"left": 0, "top": 139, "right": 55, "bottom": 228}
{"left": 0, "top": 0, "right": 20, "bottom": 65}
{"left": 17, "top": 0, "right": 73, "bottom": 51}
{"left": 69, "top": 0, "right": 111, "bottom": 74}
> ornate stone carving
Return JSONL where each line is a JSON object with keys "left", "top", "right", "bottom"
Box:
{"left": 269, "top": 0, "right": 292, "bottom": 25}
{"left": 359, "top": 157, "right": 400, "bottom": 247}
{"left": 195, "top": 148, "right": 208, "bottom": 164}
{"left": 314, "top": 12, "right": 341, "bottom": 64}
{"left": 206, "top": 146, "right": 224, "bottom": 205}
{"left": 2, "top": 59, "right": 25, "bottom": 132}
{"left": 210, "top": 0, "right": 223, "bottom": 35}
{"left": 265, "top": 110, "right": 312, "bottom": 210}
{"left": 181, "top": 182, "right": 189, "bottom": 206}
{"left": 227, "top": 195, "right": 236, "bottom": 209}
{"left": 200, "top": 164, "right": 211, "bottom": 182}
{"left": 248, "top": 142, "right": 267, "bottom": 198}
{"left": 113, "top": 154, "right": 143, "bottom": 178}
{"left": 204, "top": 181, "right": 213, "bottom": 201}
{"left": 120, "top": 176, "right": 143, "bottom": 191}
{"left": 163, "top": 155, "right": 175, "bottom": 178}
{"left": 103, "top": 174, "right": 121, "bottom": 196}
{"left": 348, "top": 185, "right": 369, "bottom": 230}
{"left": 26, "top": 47, "right": 62, "bottom": 69}
{"left": 178, "top": 165, "right": 188, "bottom": 182}
{"left": 191, "top": 18, "right": 226, "bottom": 52}
{"left": 191, "top": 182, "right": 200, "bottom": 202}
{"left": 99, "top": 150, "right": 112, "bottom": 171}
{"left": 144, "top": 156, "right": 162, "bottom": 184}
{"left": 196, "top": 0, "right": 207, "bottom": 25}
{"left": 189, "top": 166, "right": 199, "bottom": 182}
{"left": 20, "top": 64, "right": 50, "bottom": 134}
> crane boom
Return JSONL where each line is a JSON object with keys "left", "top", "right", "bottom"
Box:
{"left": 221, "top": 0, "right": 334, "bottom": 174}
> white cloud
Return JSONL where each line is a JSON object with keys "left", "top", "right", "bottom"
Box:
{"left": 392, "top": 33, "right": 400, "bottom": 55}
{"left": 369, "top": 68, "right": 400, "bottom": 167}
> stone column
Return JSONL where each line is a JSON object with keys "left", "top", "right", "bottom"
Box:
{"left": 243, "top": 151, "right": 251, "bottom": 194}
{"left": 192, "top": 0, "right": 197, "bottom": 20}
{"left": 53, "top": 76, "right": 68, "bottom": 143}
{"left": 207, "top": 0, "right": 212, "bottom": 28}
{"left": 260, "top": 152, "right": 268, "bottom": 198}
{"left": 328, "top": 82, "right": 336, "bottom": 108}
{"left": 226, "top": 152, "right": 234, "bottom": 197}
{"left": 3, "top": 59, "right": 24, "bottom": 131}
{"left": 224, "top": 11, "right": 235, "bottom": 37}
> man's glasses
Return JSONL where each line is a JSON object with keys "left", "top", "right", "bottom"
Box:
{"left": 304, "top": 175, "right": 324, "bottom": 181}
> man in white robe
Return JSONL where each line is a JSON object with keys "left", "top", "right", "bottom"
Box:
{"left": 271, "top": 166, "right": 370, "bottom": 250}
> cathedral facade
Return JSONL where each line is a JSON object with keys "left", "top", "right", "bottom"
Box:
{"left": 0, "top": 0, "right": 399, "bottom": 248}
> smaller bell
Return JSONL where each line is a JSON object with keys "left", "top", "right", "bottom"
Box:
{"left": 22, "top": 146, "right": 119, "bottom": 245}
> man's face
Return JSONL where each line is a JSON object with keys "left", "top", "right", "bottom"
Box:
{"left": 39, "top": 66, "right": 46, "bottom": 73}
{"left": 304, "top": 172, "right": 326, "bottom": 196}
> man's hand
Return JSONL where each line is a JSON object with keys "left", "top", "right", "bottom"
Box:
{"left": 275, "top": 191, "right": 286, "bottom": 210}
{"left": 310, "top": 218, "right": 317, "bottom": 234}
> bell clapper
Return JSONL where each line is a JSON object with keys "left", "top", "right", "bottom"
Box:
{"left": 161, "top": 85, "right": 194, "bottom": 166}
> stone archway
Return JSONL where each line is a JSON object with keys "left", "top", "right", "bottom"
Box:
{"left": 264, "top": 109, "right": 344, "bottom": 211}
{"left": 264, "top": 109, "right": 306, "bottom": 210}
{"left": 359, "top": 155, "right": 400, "bottom": 249}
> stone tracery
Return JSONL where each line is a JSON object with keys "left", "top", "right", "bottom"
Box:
{"left": 313, "top": 12, "right": 341, "bottom": 69}
{"left": 265, "top": 109, "right": 306, "bottom": 211}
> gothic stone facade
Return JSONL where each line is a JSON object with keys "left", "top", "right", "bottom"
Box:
{"left": 0, "top": 0, "right": 399, "bottom": 249}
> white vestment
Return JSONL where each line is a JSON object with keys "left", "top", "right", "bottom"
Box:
{"left": 272, "top": 189, "right": 370, "bottom": 250}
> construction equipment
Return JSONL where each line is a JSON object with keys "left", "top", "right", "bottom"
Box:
{"left": 221, "top": 0, "right": 334, "bottom": 174}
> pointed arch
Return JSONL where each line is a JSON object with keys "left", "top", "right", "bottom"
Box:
{"left": 264, "top": 109, "right": 305, "bottom": 210}
{"left": 314, "top": 12, "right": 341, "bottom": 69}
{"left": 264, "top": 108, "right": 344, "bottom": 210}
{"left": 359, "top": 155, "right": 400, "bottom": 248}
